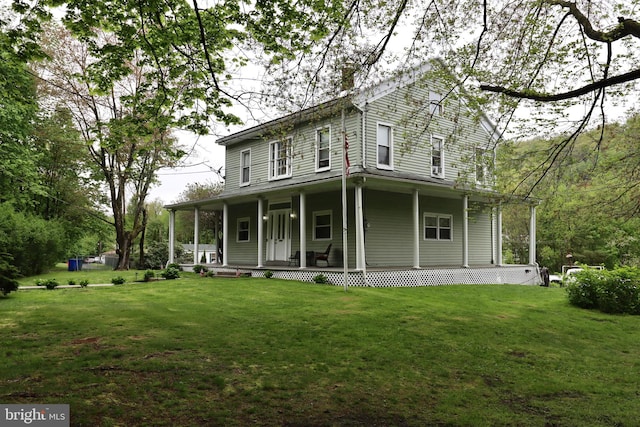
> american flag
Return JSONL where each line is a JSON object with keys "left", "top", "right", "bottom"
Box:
{"left": 345, "top": 133, "right": 350, "bottom": 176}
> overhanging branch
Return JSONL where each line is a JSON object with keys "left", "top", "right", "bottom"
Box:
{"left": 480, "top": 68, "right": 640, "bottom": 102}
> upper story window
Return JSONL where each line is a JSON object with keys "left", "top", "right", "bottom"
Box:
{"left": 377, "top": 123, "right": 393, "bottom": 170}
{"left": 313, "top": 210, "right": 332, "bottom": 240}
{"left": 240, "top": 149, "right": 251, "bottom": 186}
{"left": 316, "top": 127, "right": 331, "bottom": 172}
{"left": 424, "top": 213, "right": 452, "bottom": 241}
{"left": 475, "top": 147, "right": 492, "bottom": 185}
{"left": 269, "top": 137, "right": 292, "bottom": 180}
{"left": 429, "top": 91, "right": 444, "bottom": 116}
{"left": 237, "top": 218, "right": 250, "bottom": 242}
{"left": 431, "top": 135, "right": 444, "bottom": 178}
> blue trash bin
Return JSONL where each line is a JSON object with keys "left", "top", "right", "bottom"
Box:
{"left": 68, "top": 258, "right": 83, "bottom": 271}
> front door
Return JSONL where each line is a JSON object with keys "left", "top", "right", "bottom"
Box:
{"left": 267, "top": 209, "right": 291, "bottom": 261}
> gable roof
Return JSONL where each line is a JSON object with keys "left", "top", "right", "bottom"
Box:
{"left": 216, "top": 60, "right": 501, "bottom": 146}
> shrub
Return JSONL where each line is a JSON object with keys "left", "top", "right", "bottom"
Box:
{"left": 67, "top": 279, "right": 77, "bottom": 286}
{"left": 0, "top": 253, "right": 20, "bottom": 295}
{"left": 193, "top": 264, "right": 208, "bottom": 274}
{"left": 111, "top": 276, "right": 125, "bottom": 285}
{"left": 161, "top": 266, "right": 180, "bottom": 280}
{"left": 79, "top": 279, "right": 89, "bottom": 288}
{"left": 313, "top": 273, "right": 329, "bottom": 284}
{"left": 566, "top": 266, "right": 640, "bottom": 314}
{"left": 264, "top": 270, "right": 274, "bottom": 279}
{"left": 143, "top": 270, "right": 155, "bottom": 282}
{"left": 43, "top": 279, "right": 59, "bottom": 290}
{"left": 166, "top": 263, "right": 183, "bottom": 271}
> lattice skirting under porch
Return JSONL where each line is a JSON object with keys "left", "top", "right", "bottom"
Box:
{"left": 197, "top": 265, "right": 541, "bottom": 287}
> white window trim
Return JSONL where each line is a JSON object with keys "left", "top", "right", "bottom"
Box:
{"left": 268, "top": 137, "right": 293, "bottom": 181}
{"left": 423, "top": 213, "right": 453, "bottom": 241}
{"left": 240, "top": 148, "right": 251, "bottom": 187}
{"left": 429, "top": 91, "right": 444, "bottom": 116}
{"left": 313, "top": 210, "right": 333, "bottom": 241}
{"left": 237, "top": 217, "right": 250, "bottom": 243}
{"left": 315, "top": 126, "right": 331, "bottom": 172}
{"left": 376, "top": 122, "right": 394, "bottom": 170}
{"left": 430, "top": 135, "right": 445, "bottom": 178}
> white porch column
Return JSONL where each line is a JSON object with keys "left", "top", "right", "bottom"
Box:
{"left": 412, "top": 189, "right": 420, "bottom": 269}
{"left": 257, "top": 199, "right": 264, "bottom": 268}
{"left": 462, "top": 194, "right": 469, "bottom": 268}
{"left": 355, "top": 184, "right": 366, "bottom": 271}
{"left": 193, "top": 206, "right": 200, "bottom": 265}
{"left": 299, "top": 192, "right": 307, "bottom": 268}
{"left": 168, "top": 209, "right": 175, "bottom": 264}
{"left": 529, "top": 203, "right": 537, "bottom": 265}
{"left": 497, "top": 203, "right": 503, "bottom": 265}
{"left": 222, "top": 202, "right": 229, "bottom": 267}
{"left": 214, "top": 211, "right": 220, "bottom": 263}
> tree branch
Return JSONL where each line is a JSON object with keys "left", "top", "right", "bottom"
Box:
{"left": 480, "top": 68, "right": 640, "bottom": 101}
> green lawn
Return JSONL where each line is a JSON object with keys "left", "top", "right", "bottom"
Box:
{"left": 1, "top": 273, "right": 639, "bottom": 426}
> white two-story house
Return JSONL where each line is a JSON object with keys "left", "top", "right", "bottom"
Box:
{"left": 165, "top": 63, "right": 540, "bottom": 286}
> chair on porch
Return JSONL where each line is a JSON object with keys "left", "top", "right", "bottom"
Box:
{"left": 314, "top": 244, "right": 331, "bottom": 267}
{"left": 288, "top": 251, "right": 300, "bottom": 266}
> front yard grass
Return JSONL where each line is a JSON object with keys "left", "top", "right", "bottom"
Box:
{"left": 1, "top": 275, "right": 639, "bottom": 426}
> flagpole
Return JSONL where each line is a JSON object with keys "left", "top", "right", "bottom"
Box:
{"left": 341, "top": 107, "right": 348, "bottom": 291}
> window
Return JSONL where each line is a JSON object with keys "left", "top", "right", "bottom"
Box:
{"left": 431, "top": 136, "right": 444, "bottom": 178}
{"left": 316, "top": 127, "right": 331, "bottom": 171}
{"left": 424, "top": 214, "right": 452, "bottom": 241}
{"left": 269, "top": 138, "right": 292, "bottom": 180}
{"left": 237, "top": 218, "right": 250, "bottom": 242}
{"left": 429, "top": 91, "right": 443, "bottom": 116}
{"left": 377, "top": 124, "right": 393, "bottom": 169}
{"left": 475, "top": 148, "right": 492, "bottom": 184}
{"left": 240, "top": 149, "right": 251, "bottom": 186}
{"left": 313, "top": 210, "right": 332, "bottom": 240}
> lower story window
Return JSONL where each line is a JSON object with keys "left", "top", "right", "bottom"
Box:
{"left": 237, "top": 218, "right": 250, "bottom": 242}
{"left": 313, "top": 210, "right": 332, "bottom": 240}
{"left": 424, "top": 213, "right": 452, "bottom": 241}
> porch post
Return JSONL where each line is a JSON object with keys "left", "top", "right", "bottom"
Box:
{"left": 412, "top": 189, "right": 420, "bottom": 269}
{"left": 222, "top": 202, "right": 229, "bottom": 267}
{"left": 257, "top": 198, "right": 264, "bottom": 268}
{"left": 462, "top": 195, "right": 469, "bottom": 268}
{"left": 497, "top": 203, "right": 503, "bottom": 265}
{"left": 193, "top": 206, "right": 200, "bottom": 265}
{"left": 355, "top": 184, "right": 365, "bottom": 271}
{"left": 529, "top": 203, "right": 537, "bottom": 265}
{"left": 168, "top": 209, "right": 175, "bottom": 264}
{"left": 214, "top": 211, "right": 219, "bottom": 263}
{"left": 299, "top": 192, "right": 307, "bottom": 268}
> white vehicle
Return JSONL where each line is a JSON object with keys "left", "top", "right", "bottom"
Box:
{"left": 561, "top": 265, "right": 604, "bottom": 286}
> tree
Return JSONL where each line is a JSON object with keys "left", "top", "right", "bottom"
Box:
{"left": 174, "top": 181, "right": 223, "bottom": 244}
{"left": 13, "top": 0, "right": 348, "bottom": 269}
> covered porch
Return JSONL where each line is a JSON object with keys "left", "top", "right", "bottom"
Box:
{"left": 165, "top": 173, "right": 540, "bottom": 286}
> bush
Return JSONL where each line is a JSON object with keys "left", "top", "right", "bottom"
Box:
{"left": 166, "top": 263, "right": 183, "bottom": 271}
{"left": 143, "top": 270, "right": 155, "bottom": 282}
{"left": 67, "top": 279, "right": 76, "bottom": 286}
{"left": 0, "top": 253, "right": 20, "bottom": 295}
{"left": 264, "top": 270, "right": 273, "bottom": 279}
{"left": 313, "top": 273, "right": 329, "bottom": 284}
{"left": 566, "top": 266, "right": 640, "bottom": 314}
{"left": 193, "top": 264, "right": 208, "bottom": 274}
{"left": 111, "top": 276, "right": 125, "bottom": 285}
{"left": 161, "top": 267, "right": 180, "bottom": 280}
{"left": 79, "top": 279, "right": 89, "bottom": 288}
{"left": 43, "top": 279, "right": 59, "bottom": 290}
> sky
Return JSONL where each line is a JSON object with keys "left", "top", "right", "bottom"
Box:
{"left": 147, "top": 132, "right": 226, "bottom": 205}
